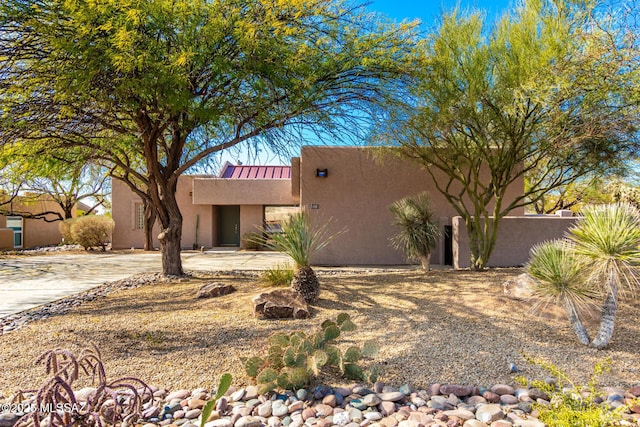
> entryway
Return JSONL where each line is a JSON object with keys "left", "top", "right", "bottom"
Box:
{"left": 217, "top": 205, "right": 240, "bottom": 246}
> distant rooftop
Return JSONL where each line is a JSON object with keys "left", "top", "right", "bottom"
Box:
{"left": 219, "top": 163, "right": 291, "bottom": 179}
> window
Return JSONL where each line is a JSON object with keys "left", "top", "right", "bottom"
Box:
{"left": 264, "top": 206, "right": 299, "bottom": 233}
{"left": 135, "top": 203, "right": 144, "bottom": 230}
{"left": 6, "top": 216, "right": 23, "bottom": 248}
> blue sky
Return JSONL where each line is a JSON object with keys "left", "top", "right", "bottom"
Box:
{"left": 215, "top": 0, "right": 517, "bottom": 170}
{"left": 366, "top": 0, "right": 514, "bottom": 28}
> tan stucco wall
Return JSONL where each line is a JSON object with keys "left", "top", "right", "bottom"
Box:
{"left": 299, "top": 146, "right": 525, "bottom": 266}
{"left": 193, "top": 179, "right": 295, "bottom": 205}
{"left": 112, "top": 177, "right": 215, "bottom": 250}
{"left": 1, "top": 197, "right": 75, "bottom": 248}
{"left": 453, "top": 215, "right": 578, "bottom": 268}
{"left": 112, "top": 177, "right": 289, "bottom": 249}
{"left": 0, "top": 229, "right": 13, "bottom": 250}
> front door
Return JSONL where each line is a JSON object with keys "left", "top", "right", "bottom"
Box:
{"left": 218, "top": 205, "right": 240, "bottom": 246}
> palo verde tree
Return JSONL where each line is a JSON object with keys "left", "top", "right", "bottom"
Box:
{"left": 0, "top": 0, "right": 418, "bottom": 275}
{"left": 382, "top": 0, "right": 639, "bottom": 270}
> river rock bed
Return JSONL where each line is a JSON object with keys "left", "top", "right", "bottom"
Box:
{"left": 3, "top": 381, "right": 640, "bottom": 427}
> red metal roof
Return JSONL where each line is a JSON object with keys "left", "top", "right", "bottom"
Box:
{"left": 220, "top": 164, "right": 291, "bottom": 179}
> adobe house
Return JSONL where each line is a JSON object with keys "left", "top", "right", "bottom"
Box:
{"left": 111, "top": 146, "right": 576, "bottom": 268}
{"left": 0, "top": 195, "right": 87, "bottom": 250}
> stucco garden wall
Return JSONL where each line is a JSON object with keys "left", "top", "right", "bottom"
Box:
{"left": 452, "top": 215, "right": 578, "bottom": 269}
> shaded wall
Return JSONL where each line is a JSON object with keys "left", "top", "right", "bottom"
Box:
{"left": 453, "top": 215, "right": 578, "bottom": 268}
{"left": 0, "top": 229, "right": 13, "bottom": 250}
{"left": 1, "top": 197, "right": 75, "bottom": 248}
{"left": 112, "top": 176, "right": 294, "bottom": 249}
{"left": 299, "top": 146, "right": 525, "bottom": 265}
{"left": 111, "top": 177, "right": 214, "bottom": 250}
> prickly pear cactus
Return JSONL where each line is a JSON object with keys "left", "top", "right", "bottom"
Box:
{"left": 243, "top": 313, "right": 379, "bottom": 391}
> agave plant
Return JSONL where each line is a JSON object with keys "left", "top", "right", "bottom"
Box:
{"left": 260, "top": 212, "right": 341, "bottom": 304}
{"left": 389, "top": 192, "right": 441, "bottom": 271}
{"left": 527, "top": 203, "right": 640, "bottom": 349}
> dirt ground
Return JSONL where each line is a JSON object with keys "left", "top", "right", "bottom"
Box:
{"left": 1, "top": 268, "right": 639, "bottom": 398}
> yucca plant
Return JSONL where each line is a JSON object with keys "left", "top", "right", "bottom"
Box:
{"left": 389, "top": 192, "right": 441, "bottom": 271}
{"left": 527, "top": 240, "right": 598, "bottom": 345}
{"left": 259, "top": 212, "right": 341, "bottom": 304}
{"left": 527, "top": 203, "right": 640, "bottom": 349}
{"left": 568, "top": 203, "right": 640, "bottom": 349}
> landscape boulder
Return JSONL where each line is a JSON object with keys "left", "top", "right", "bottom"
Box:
{"left": 502, "top": 273, "right": 536, "bottom": 300}
{"left": 252, "top": 288, "right": 310, "bottom": 319}
{"left": 196, "top": 283, "right": 236, "bottom": 299}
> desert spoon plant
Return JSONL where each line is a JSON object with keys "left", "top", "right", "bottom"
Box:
{"left": 527, "top": 203, "right": 640, "bottom": 348}
{"left": 258, "top": 212, "right": 342, "bottom": 304}
{"left": 389, "top": 192, "right": 441, "bottom": 271}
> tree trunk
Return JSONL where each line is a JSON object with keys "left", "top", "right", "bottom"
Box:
{"left": 466, "top": 218, "right": 496, "bottom": 271}
{"left": 590, "top": 272, "right": 618, "bottom": 349}
{"left": 563, "top": 300, "right": 591, "bottom": 345}
{"left": 418, "top": 254, "right": 431, "bottom": 271}
{"left": 292, "top": 265, "right": 320, "bottom": 304}
{"left": 143, "top": 199, "right": 156, "bottom": 251}
{"left": 159, "top": 220, "right": 183, "bottom": 276}
{"left": 148, "top": 172, "right": 184, "bottom": 276}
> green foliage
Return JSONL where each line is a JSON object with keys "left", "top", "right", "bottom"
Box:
{"left": 260, "top": 263, "right": 295, "bottom": 287}
{"left": 527, "top": 240, "right": 598, "bottom": 311}
{"left": 257, "top": 212, "right": 343, "bottom": 268}
{"left": 244, "top": 313, "right": 378, "bottom": 392}
{"left": 241, "top": 232, "right": 263, "bottom": 251}
{"left": 527, "top": 203, "right": 640, "bottom": 348}
{"left": 384, "top": 0, "right": 639, "bottom": 270}
{"left": 389, "top": 192, "right": 441, "bottom": 271}
{"left": 0, "top": 0, "right": 418, "bottom": 277}
{"left": 200, "top": 373, "right": 232, "bottom": 427}
{"left": 520, "top": 355, "right": 628, "bottom": 427}
{"left": 69, "top": 215, "right": 115, "bottom": 251}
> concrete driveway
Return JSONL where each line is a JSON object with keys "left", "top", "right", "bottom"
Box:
{"left": 0, "top": 250, "right": 289, "bottom": 317}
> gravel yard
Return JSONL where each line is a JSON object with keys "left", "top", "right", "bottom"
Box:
{"left": 1, "top": 268, "right": 639, "bottom": 398}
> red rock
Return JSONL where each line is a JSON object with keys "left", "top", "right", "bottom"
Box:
{"left": 381, "top": 401, "right": 396, "bottom": 416}
{"left": 482, "top": 391, "right": 501, "bottom": 403}
{"left": 629, "top": 386, "right": 640, "bottom": 397}
{"left": 302, "top": 408, "right": 316, "bottom": 421}
{"left": 439, "top": 385, "right": 474, "bottom": 397}
{"left": 322, "top": 394, "right": 337, "bottom": 407}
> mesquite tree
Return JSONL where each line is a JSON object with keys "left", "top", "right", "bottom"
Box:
{"left": 0, "top": 0, "right": 417, "bottom": 275}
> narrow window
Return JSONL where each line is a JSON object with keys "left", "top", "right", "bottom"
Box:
{"left": 6, "top": 216, "right": 23, "bottom": 248}
{"left": 135, "top": 203, "right": 145, "bottom": 230}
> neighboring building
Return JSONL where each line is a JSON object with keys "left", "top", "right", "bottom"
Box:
{"left": 111, "top": 146, "right": 576, "bottom": 268}
{"left": 0, "top": 195, "right": 87, "bottom": 250}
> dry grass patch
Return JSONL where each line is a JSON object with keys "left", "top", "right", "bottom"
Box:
{"left": 1, "top": 268, "right": 639, "bottom": 397}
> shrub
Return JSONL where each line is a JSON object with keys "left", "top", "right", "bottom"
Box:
{"left": 241, "top": 232, "right": 263, "bottom": 250}
{"left": 243, "top": 313, "right": 378, "bottom": 393}
{"left": 389, "top": 192, "right": 441, "bottom": 271}
{"left": 256, "top": 212, "right": 344, "bottom": 303}
{"left": 260, "top": 263, "right": 295, "bottom": 287}
{"left": 15, "top": 344, "right": 151, "bottom": 427}
{"left": 58, "top": 218, "right": 79, "bottom": 245}
{"left": 70, "top": 216, "right": 115, "bottom": 251}
{"left": 518, "top": 355, "right": 628, "bottom": 427}
{"left": 527, "top": 203, "right": 640, "bottom": 348}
